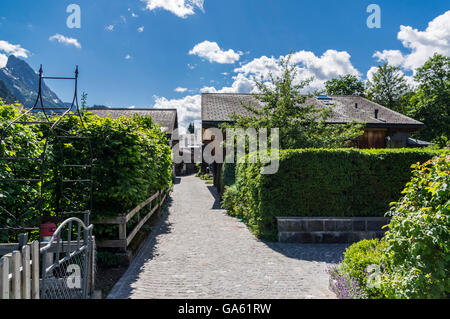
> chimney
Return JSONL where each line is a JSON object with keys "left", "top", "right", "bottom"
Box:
{"left": 375, "top": 109, "right": 379, "bottom": 119}
{"left": 355, "top": 103, "right": 358, "bottom": 109}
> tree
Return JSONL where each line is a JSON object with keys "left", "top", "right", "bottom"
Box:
{"left": 80, "top": 92, "right": 88, "bottom": 111}
{"left": 366, "top": 63, "right": 410, "bottom": 114}
{"left": 187, "top": 122, "right": 195, "bottom": 134}
{"left": 408, "top": 54, "right": 450, "bottom": 146}
{"left": 226, "top": 54, "right": 364, "bottom": 149}
{"left": 325, "top": 75, "right": 365, "bottom": 96}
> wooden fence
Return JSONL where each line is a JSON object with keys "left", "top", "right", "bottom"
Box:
{"left": 96, "top": 188, "right": 170, "bottom": 251}
{"left": 0, "top": 241, "right": 40, "bottom": 299}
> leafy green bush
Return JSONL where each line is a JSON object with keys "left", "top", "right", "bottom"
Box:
{"left": 339, "top": 239, "right": 387, "bottom": 298}
{"left": 224, "top": 148, "right": 445, "bottom": 240}
{"left": 222, "top": 184, "right": 239, "bottom": 215}
{"left": 0, "top": 104, "right": 46, "bottom": 241}
{"left": 0, "top": 102, "right": 172, "bottom": 241}
{"left": 382, "top": 154, "right": 449, "bottom": 298}
{"left": 335, "top": 155, "right": 449, "bottom": 299}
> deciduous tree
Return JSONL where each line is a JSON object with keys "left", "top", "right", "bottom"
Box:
{"left": 366, "top": 63, "right": 410, "bottom": 114}
{"left": 408, "top": 54, "right": 449, "bottom": 146}
{"left": 325, "top": 75, "right": 365, "bottom": 96}
{"left": 226, "top": 54, "right": 364, "bottom": 149}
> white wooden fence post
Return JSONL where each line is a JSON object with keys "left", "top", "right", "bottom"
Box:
{"left": 31, "top": 241, "right": 40, "bottom": 299}
{"left": 21, "top": 245, "right": 31, "bottom": 299}
{"left": 11, "top": 251, "right": 21, "bottom": 299}
{"left": 0, "top": 256, "right": 9, "bottom": 299}
{"left": 0, "top": 241, "right": 40, "bottom": 299}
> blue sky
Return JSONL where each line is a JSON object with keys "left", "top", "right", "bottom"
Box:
{"left": 0, "top": 0, "right": 449, "bottom": 131}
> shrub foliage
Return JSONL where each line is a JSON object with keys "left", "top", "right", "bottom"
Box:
{"left": 223, "top": 148, "right": 444, "bottom": 240}
{"left": 333, "top": 154, "right": 449, "bottom": 299}
{"left": 0, "top": 102, "right": 172, "bottom": 242}
{"left": 382, "top": 154, "right": 449, "bottom": 298}
{"left": 338, "top": 239, "right": 387, "bottom": 298}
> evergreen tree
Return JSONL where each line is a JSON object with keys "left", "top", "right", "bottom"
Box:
{"left": 187, "top": 122, "right": 195, "bottom": 134}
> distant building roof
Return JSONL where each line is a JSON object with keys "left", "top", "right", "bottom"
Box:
{"left": 407, "top": 138, "right": 435, "bottom": 147}
{"left": 88, "top": 108, "right": 179, "bottom": 135}
{"left": 201, "top": 94, "right": 424, "bottom": 129}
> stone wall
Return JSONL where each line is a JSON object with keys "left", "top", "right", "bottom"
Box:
{"left": 277, "top": 217, "right": 390, "bottom": 244}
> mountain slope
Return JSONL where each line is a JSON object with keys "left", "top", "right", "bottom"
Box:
{"left": 0, "top": 55, "right": 63, "bottom": 108}
{"left": 0, "top": 79, "right": 17, "bottom": 104}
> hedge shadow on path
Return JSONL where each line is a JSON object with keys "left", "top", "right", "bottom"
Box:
{"left": 261, "top": 242, "right": 349, "bottom": 264}
{"left": 206, "top": 185, "right": 223, "bottom": 210}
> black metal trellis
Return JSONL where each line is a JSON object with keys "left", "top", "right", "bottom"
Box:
{"left": 0, "top": 65, "right": 93, "bottom": 239}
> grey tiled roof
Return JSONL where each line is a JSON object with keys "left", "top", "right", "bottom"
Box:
{"left": 201, "top": 93, "right": 423, "bottom": 128}
{"left": 88, "top": 108, "right": 178, "bottom": 134}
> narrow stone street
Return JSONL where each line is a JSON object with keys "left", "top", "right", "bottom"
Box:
{"left": 107, "top": 175, "right": 348, "bottom": 299}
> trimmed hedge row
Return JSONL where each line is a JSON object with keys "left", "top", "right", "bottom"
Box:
{"left": 224, "top": 148, "right": 445, "bottom": 241}
{"left": 220, "top": 162, "right": 236, "bottom": 193}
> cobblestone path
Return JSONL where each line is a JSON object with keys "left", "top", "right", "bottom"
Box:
{"left": 107, "top": 175, "right": 348, "bottom": 299}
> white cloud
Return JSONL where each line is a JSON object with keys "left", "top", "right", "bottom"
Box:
{"left": 215, "top": 73, "right": 256, "bottom": 93}
{"left": 154, "top": 94, "right": 202, "bottom": 132}
{"left": 137, "top": 26, "right": 144, "bottom": 33}
{"left": 105, "top": 25, "right": 115, "bottom": 31}
{"left": 142, "top": 0, "right": 204, "bottom": 19}
{"left": 158, "top": 49, "right": 360, "bottom": 131}
{"left": 234, "top": 55, "right": 280, "bottom": 79}
{"left": 0, "top": 40, "right": 30, "bottom": 58}
{"left": 125, "top": 54, "right": 132, "bottom": 60}
{"left": 373, "top": 10, "right": 450, "bottom": 72}
{"left": 174, "top": 87, "right": 188, "bottom": 93}
{"left": 290, "top": 50, "right": 360, "bottom": 80}
{"left": 203, "top": 49, "right": 360, "bottom": 94}
{"left": 366, "top": 66, "right": 379, "bottom": 83}
{"left": 373, "top": 50, "right": 405, "bottom": 67}
{"left": 187, "top": 63, "right": 196, "bottom": 70}
{"left": 131, "top": 13, "right": 139, "bottom": 18}
{"left": 200, "top": 86, "right": 217, "bottom": 93}
{"left": 49, "top": 34, "right": 81, "bottom": 49}
{"left": 0, "top": 54, "right": 7, "bottom": 68}
{"left": 189, "top": 41, "right": 242, "bottom": 64}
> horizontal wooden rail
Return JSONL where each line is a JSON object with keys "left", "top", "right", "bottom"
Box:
{"left": 96, "top": 188, "right": 170, "bottom": 250}
{"left": 1, "top": 241, "right": 88, "bottom": 256}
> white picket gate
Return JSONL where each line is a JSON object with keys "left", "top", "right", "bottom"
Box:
{"left": 0, "top": 241, "right": 40, "bottom": 299}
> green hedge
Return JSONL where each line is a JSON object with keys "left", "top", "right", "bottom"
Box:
{"left": 224, "top": 148, "right": 445, "bottom": 240}
{"left": 0, "top": 102, "right": 172, "bottom": 242}
{"left": 220, "top": 162, "right": 236, "bottom": 194}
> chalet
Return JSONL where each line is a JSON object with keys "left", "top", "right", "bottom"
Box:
{"left": 89, "top": 108, "right": 179, "bottom": 147}
{"left": 201, "top": 94, "right": 424, "bottom": 149}
{"left": 201, "top": 93, "right": 425, "bottom": 189}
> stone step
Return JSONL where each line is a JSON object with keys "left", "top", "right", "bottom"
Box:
{"left": 277, "top": 217, "right": 391, "bottom": 244}
{"left": 279, "top": 231, "right": 386, "bottom": 244}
